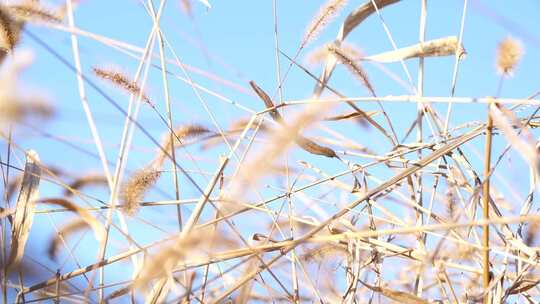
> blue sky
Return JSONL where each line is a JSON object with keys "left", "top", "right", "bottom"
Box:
{"left": 5, "top": 0, "right": 540, "bottom": 301}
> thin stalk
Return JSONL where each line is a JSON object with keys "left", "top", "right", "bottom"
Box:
{"left": 482, "top": 103, "right": 494, "bottom": 303}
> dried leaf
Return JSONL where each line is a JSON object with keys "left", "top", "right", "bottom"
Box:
{"left": 37, "top": 198, "right": 105, "bottom": 246}
{"left": 361, "top": 280, "right": 430, "bottom": 304}
{"left": 249, "top": 80, "right": 282, "bottom": 122}
{"left": 364, "top": 36, "right": 466, "bottom": 62}
{"left": 296, "top": 135, "right": 338, "bottom": 158}
{"left": 8, "top": 150, "right": 41, "bottom": 271}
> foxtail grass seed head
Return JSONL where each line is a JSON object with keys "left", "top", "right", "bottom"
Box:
{"left": 120, "top": 167, "right": 162, "bottom": 216}
{"left": 93, "top": 66, "right": 153, "bottom": 105}
{"left": 497, "top": 37, "right": 523, "bottom": 76}
{"left": 303, "top": 0, "right": 347, "bottom": 46}
{"left": 7, "top": 3, "right": 63, "bottom": 23}
{"left": 327, "top": 43, "right": 375, "bottom": 96}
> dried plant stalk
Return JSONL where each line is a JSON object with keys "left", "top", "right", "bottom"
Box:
{"left": 364, "top": 36, "right": 466, "bottom": 62}
{"left": 7, "top": 150, "right": 41, "bottom": 271}
{"left": 47, "top": 219, "right": 88, "bottom": 260}
{"left": 134, "top": 229, "right": 206, "bottom": 293}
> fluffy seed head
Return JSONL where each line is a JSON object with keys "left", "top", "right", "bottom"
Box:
{"left": 497, "top": 37, "right": 523, "bottom": 75}
{"left": 303, "top": 0, "right": 347, "bottom": 46}
{"left": 93, "top": 67, "right": 152, "bottom": 105}
{"left": 120, "top": 167, "right": 161, "bottom": 216}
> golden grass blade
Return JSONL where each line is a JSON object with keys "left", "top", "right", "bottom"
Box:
{"left": 364, "top": 36, "right": 466, "bottom": 63}
{"left": 37, "top": 198, "right": 105, "bottom": 245}
{"left": 303, "top": 0, "right": 348, "bottom": 47}
{"left": 7, "top": 150, "right": 41, "bottom": 271}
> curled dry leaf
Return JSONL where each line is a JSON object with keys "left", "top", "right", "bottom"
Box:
{"left": 37, "top": 198, "right": 106, "bottom": 246}
{"left": 364, "top": 36, "right": 466, "bottom": 63}
{"left": 296, "top": 135, "right": 338, "bottom": 158}
{"left": 250, "top": 80, "right": 339, "bottom": 159}
{"left": 360, "top": 280, "right": 431, "bottom": 304}
{"left": 249, "top": 80, "right": 282, "bottom": 122}
{"left": 7, "top": 150, "right": 41, "bottom": 271}
{"left": 323, "top": 110, "right": 377, "bottom": 121}
{"left": 64, "top": 173, "right": 108, "bottom": 196}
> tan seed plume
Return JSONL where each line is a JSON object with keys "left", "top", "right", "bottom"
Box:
{"left": 7, "top": 3, "right": 63, "bottom": 23}
{"left": 93, "top": 67, "right": 152, "bottom": 105}
{"left": 327, "top": 44, "right": 375, "bottom": 96}
{"left": 303, "top": 0, "right": 347, "bottom": 46}
{"left": 497, "top": 37, "right": 523, "bottom": 75}
{"left": 0, "top": 5, "right": 22, "bottom": 59}
{"left": 119, "top": 166, "right": 162, "bottom": 216}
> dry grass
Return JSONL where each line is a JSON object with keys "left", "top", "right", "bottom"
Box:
{"left": 1, "top": 1, "right": 539, "bottom": 303}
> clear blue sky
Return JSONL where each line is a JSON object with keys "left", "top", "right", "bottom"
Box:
{"left": 6, "top": 0, "right": 540, "bottom": 301}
